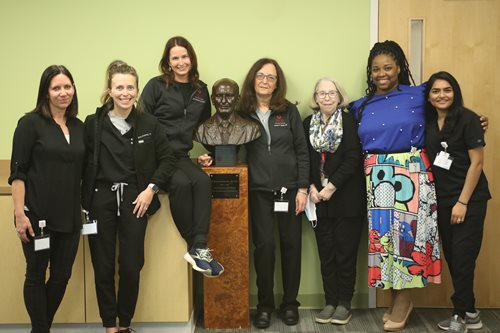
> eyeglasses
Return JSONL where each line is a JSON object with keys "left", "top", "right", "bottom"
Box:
{"left": 316, "top": 90, "right": 338, "bottom": 99}
{"left": 256, "top": 73, "right": 278, "bottom": 83}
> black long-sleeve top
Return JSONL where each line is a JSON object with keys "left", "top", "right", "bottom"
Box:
{"left": 9, "top": 112, "right": 85, "bottom": 233}
{"left": 140, "top": 76, "right": 211, "bottom": 157}
{"left": 81, "top": 106, "right": 177, "bottom": 216}
{"left": 303, "top": 111, "right": 366, "bottom": 217}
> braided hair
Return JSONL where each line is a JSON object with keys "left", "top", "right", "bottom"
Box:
{"left": 358, "top": 40, "right": 415, "bottom": 118}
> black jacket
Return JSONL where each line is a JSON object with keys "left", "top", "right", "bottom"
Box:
{"left": 244, "top": 102, "right": 309, "bottom": 192}
{"left": 303, "top": 111, "right": 366, "bottom": 217}
{"left": 141, "top": 76, "right": 211, "bottom": 157}
{"left": 81, "top": 106, "right": 176, "bottom": 215}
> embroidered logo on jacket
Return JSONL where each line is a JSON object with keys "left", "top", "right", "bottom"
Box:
{"left": 193, "top": 90, "right": 206, "bottom": 103}
{"left": 273, "top": 115, "right": 288, "bottom": 127}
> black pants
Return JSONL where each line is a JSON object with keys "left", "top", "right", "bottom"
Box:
{"left": 22, "top": 218, "right": 80, "bottom": 333}
{"left": 88, "top": 182, "right": 148, "bottom": 328}
{"left": 313, "top": 216, "right": 364, "bottom": 307}
{"left": 249, "top": 189, "right": 302, "bottom": 312}
{"left": 437, "top": 201, "right": 487, "bottom": 317}
{"left": 167, "top": 156, "right": 211, "bottom": 249}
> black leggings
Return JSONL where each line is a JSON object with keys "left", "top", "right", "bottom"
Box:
{"left": 167, "top": 157, "right": 212, "bottom": 249}
{"left": 22, "top": 222, "right": 80, "bottom": 333}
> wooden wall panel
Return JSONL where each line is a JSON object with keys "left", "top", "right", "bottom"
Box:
{"left": 378, "top": 0, "right": 500, "bottom": 307}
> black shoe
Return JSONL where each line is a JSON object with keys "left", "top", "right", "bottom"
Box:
{"left": 254, "top": 311, "right": 271, "bottom": 329}
{"left": 283, "top": 308, "right": 299, "bottom": 325}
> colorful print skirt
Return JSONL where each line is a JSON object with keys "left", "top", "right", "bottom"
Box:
{"left": 365, "top": 149, "right": 441, "bottom": 289}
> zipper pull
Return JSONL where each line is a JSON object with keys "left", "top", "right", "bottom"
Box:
{"left": 184, "top": 108, "right": 187, "bottom": 119}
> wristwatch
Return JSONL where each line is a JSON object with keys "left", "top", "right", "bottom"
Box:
{"left": 148, "top": 183, "right": 159, "bottom": 194}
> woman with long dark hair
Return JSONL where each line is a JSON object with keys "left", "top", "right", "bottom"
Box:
{"left": 141, "top": 36, "right": 224, "bottom": 277}
{"left": 425, "top": 71, "right": 490, "bottom": 333}
{"left": 9, "top": 65, "right": 84, "bottom": 333}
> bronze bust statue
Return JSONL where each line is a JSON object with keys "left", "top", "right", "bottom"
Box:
{"left": 195, "top": 78, "right": 261, "bottom": 146}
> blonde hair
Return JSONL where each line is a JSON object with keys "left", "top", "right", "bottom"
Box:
{"left": 100, "top": 60, "right": 141, "bottom": 111}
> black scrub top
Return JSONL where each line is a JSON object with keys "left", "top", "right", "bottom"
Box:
{"left": 425, "top": 109, "right": 491, "bottom": 207}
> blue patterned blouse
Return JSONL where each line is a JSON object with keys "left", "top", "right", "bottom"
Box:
{"left": 349, "top": 84, "right": 426, "bottom": 153}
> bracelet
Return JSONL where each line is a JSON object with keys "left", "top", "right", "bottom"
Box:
{"left": 457, "top": 200, "right": 468, "bottom": 206}
{"left": 298, "top": 189, "right": 308, "bottom": 195}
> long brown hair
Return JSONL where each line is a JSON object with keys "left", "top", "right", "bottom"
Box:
{"left": 158, "top": 36, "right": 200, "bottom": 88}
{"left": 238, "top": 58, "right": 288, "bottom": 114}
{"left": 32, "top": 65, "right": 78, "bottom": 119}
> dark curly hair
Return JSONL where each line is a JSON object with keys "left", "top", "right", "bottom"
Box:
{"left": 357, "top": 40, "right": 415, "bottom": 118}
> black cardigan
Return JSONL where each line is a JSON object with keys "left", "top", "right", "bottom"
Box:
{"left": 303, "top": 111, "right": 366, "bottom": 218}
{"left": 81, "top": 106, "right": 176, "bottom": 215}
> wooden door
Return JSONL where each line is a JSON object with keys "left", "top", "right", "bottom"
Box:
{"left": 377, "top": 0, "right": 500, "bottom": 308}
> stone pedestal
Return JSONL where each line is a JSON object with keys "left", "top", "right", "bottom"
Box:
{"left": 203, "top": 165, "right": 249, "bottom": 329}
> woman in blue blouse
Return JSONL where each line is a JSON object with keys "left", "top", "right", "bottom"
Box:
{"left": 350, "top": 41, "right": 441, "bottom": 331}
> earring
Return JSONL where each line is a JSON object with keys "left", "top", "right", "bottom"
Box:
{"left": 168, "top": 66, "right": 172, "bottom": 72}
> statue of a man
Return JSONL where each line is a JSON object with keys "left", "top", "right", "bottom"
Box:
{"left": 194, "top": 78, "right": 260, "bottom": 146}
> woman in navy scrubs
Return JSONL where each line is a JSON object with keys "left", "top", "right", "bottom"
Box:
{"left": 424, "top": 71, "right": 490, "bottom": 333}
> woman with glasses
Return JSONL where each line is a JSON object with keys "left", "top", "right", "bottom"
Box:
{"left": 424, "top": 71, "right": 490, "bottom": 333}
{"left": 238, "top": 58, "right": 309, "bottom": 329}
{"left": 303, "top": 78, "right": 365, "bottom": 326}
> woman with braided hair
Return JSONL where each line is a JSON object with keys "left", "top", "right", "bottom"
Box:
{"left": 349, "top": 40, "right": 441, "bottom": 331}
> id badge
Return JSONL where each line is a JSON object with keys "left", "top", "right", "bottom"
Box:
{"left": 34, "top": 235, "right": 50, "bottom": 251}
{"left": 82, "top": 221, "right": 98, "bottom": 235}
{"left": 434, "top": 151, "right": 453, "bottom": 170}
{"left": 409, "top": 162, "right": 421, "bottom": 173}
{"left": 321, "top": 177, "right": 329, "bottom": 187}
{"left": 274, "top": 200, "right": 289, "bottom": 212}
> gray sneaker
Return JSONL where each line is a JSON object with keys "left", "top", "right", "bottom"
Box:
{"left": 315, "top": 305, "right": 335, "bottom": 323}
{"left": 440, "top": 315, "right": 467, "bottom": 333}
{"left": 438, "top": 311, "right": 483, "bottom": 330}
{"left": 331, "top": 304, "right": 352, "bottom": 325}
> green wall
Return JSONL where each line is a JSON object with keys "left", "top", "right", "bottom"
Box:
{"left": 0, "top": 0, "right": 371, "bottom": 308}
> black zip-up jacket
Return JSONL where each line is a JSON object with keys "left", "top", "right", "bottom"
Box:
{"left": 303, "top": 111, "right": 366, "bottom": 217}
{"left": 81, "top": 106, "right": 176, "bottom": 215}
{"left": 140, "top": 76, "right": 211, "bottom": 157}
{"left": 244, "top": 102, "right": 309, "bottom": 192}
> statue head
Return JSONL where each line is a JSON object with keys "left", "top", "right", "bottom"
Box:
{"left": 211, "top": 78, "right": 239, "bottom": 119}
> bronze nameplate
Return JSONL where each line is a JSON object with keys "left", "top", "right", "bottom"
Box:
{"left": 210, "top": 173, "right": 240, "bottom": 199}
